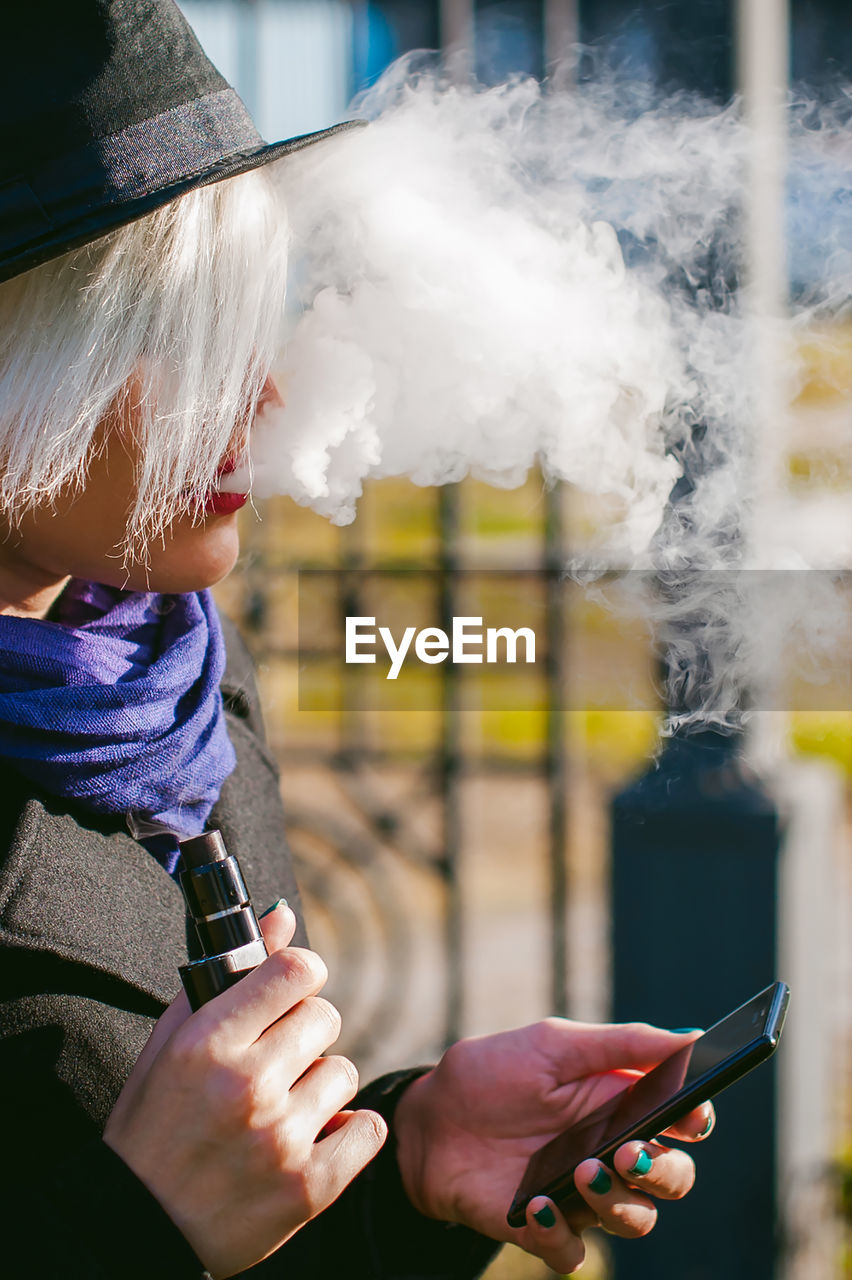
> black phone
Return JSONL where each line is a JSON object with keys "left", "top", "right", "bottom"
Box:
{"left": 506, "top": 980, "right": 790, "bottom": 1229}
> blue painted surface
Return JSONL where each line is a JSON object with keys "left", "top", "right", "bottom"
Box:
{"left": 352, "top": 2, "right": 441, "bottom": 93}
{"left": 610, "top": 731, "right": 782, "bottom": 1280}
{"left": 353, "top": 3, "right": 399, "bottom": 90}
{"left": 476, "top": 0, "right": 544, "bottom": 84}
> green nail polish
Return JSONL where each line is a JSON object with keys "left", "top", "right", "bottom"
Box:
{"left": 628, "top": 1149, "right": 653, "bottom": 1177}
{"left": 589, "top": 1166, "right": 612, "bottom": 1196}
{"left": 699, "top": 1112, "right": 715, "bottom": 1137}
{"left": 533, "top": 1204, "right": 556, "bottom": 1228}
{"left": 260, "top": 898, "right": 289, "bottom": 918}
{"left": 671, "top": 1027, "right": 703, "bottom": 1034}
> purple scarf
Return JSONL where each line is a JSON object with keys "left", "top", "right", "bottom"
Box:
{"left": 0, "top": 581, "right": 236, "bottom": 874}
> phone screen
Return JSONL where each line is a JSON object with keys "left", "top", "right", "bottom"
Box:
{"left": 510, "top": 983, "right": 786, "bottom": 1218}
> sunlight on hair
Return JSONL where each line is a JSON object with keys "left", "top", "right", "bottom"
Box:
{"left": 0, "top": 166, "right": 289, "bottom": 563}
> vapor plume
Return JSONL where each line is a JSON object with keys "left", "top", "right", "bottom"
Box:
{"left": 225, "top": 61, "right": 852, "bottom": 729}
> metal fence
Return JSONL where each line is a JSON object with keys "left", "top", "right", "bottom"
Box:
{"left": 216, "top": 475, "right": 587, "bottom": 1081}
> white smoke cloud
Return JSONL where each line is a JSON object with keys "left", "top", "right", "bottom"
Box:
{"left": 224, "top": 61, "right": 852, "bottom": 728}
{"left": 235, "top": 68, "right": 723, "bottom": 552}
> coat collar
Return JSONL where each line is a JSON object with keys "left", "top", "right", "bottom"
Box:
{"left": 0, "top": 783, "right": 187, "bottom": 1006}
{"left": 0, "top": 632, "right": 305, "bottom": 1008}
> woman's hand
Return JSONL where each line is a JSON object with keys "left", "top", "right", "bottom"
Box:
{"left": 393, "top": 1019, "right": 714, "bottom": 1276}
{"left": 103, "top": 904, "right": 387, "bottom": 1278}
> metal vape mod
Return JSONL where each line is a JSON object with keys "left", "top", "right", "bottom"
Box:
{"left": 177, "top": 829, "right": 268, "bottom": 1010}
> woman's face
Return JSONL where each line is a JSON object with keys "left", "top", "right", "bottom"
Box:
{"left": 0, "top": 377, "right": 280, "bottom": 608}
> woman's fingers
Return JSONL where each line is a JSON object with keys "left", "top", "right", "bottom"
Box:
{"left": 612, "top": 1140, "right": 696, "bottom": 1200}
{"left": 317, "top": 1109, "right": 354, "bottom": 1140}
{"left": 108, "top": 900, "right": 297, "bottom": 1121}
{"left": 543, "top": 1021, "right": 705, "bottom": 1078}
{"left": 286, "top": 1055, "right": 361, "bottom": 1147}
{"left": 562, "top": 1124, "right": 703, "bottom": 1244}
{"left": 104, "top": 892, "right": 384, "bottom": 1278}
{"left": 522, "top": 1197, "right": 586, "bottom": 1275}
{"left": 575, "top": 1138, "right": 698, "bottom": 1236}
{"left": 258, "top": 898, "right": 297, "bottom": 952}
{"left": 574, "top": 1159, "right": 658, "bottom": 1238}
{"left": 194, "top": 943, "right": 329, "bottom": 1049}
{"left": 251, "top": 994, "right": 343, "bottom": 1085}
{"left": 660, "top": 1101, "right": 716, "bottom": 1143}
{"left": 309, "top": 1108, "right": 388, "bottom": 1207}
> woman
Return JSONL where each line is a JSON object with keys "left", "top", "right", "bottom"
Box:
{"left": 0, "top": 3, "right": 715, "bottom": 1277}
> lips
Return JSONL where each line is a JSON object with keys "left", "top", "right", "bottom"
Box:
{"left": 198, "top": 453, "right": 248, "bottom": 515}
{"left": 204, "top": 490, "right": 248, "bottom": 515}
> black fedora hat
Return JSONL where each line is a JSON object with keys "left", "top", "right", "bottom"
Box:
{"left": 0, "top": 0, "right": 361, "bottom": 283}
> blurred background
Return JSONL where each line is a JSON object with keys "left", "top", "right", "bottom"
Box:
{"left": 179, "top": 2, "right": 851, "bottom": 1277}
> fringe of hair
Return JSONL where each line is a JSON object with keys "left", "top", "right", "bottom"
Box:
{"left": 0, "top": 166, "right": 289, "bottom": 561}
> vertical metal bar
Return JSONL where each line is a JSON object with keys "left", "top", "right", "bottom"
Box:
{"left": 544, "top": 482, "right": 568, "bottom": 1016}
{"left": 339, "top": 511, "right": 367, "bottom": 767}
{"left": 542, "top": 4, "right": 573, "bottom": 1019}
{"left": 736, "top": 0, "right": 790, "bottom": 574}
{"left": 440, "top": 0, "right": 474, "bottom": 76}
{"left": 436, "top": 0, "right": 470, "bottom": 1052}
{"left": 736, "top": 0, "right": 790, "bottom": 758}
{"left": 736, "top": 0, "right": 789, "bottom": 325}
{"left": 736, "top": 9, "right": 838, "bottom": 1279}
{"left": 438, "top": 484, "right": 463, "bottom": 1045}
{"left": 543, "top": 0, "right": 578, "bottom": 79}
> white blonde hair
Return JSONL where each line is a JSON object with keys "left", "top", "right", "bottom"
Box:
{"left": 0, "top": 165, "right": 288, "bottom": 558}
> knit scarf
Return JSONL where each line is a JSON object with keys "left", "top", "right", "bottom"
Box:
{"left": 0, "top": 580, "right": 236, "bottom": 873}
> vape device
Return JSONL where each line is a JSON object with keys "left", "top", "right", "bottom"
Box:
{"left": 177, "top": 829, "right": 268, "bottom": 1011}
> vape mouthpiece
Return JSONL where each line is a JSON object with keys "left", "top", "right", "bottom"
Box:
{"left": 177, "top": 828, "right": 268, "bottom": 1010}
{"left": 180, "top": 829, "right": 228, "bottom": 868}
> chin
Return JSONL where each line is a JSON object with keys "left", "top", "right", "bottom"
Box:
{"left": 122, "top": 518, "right": 241, "bottom": 594}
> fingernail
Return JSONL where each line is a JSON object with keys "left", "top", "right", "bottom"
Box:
{"left": 533, "top": 1203, "right": 556, "bottom": 1228}
{"left": 671, "top": 1027, "right": 703, "bottom": 1034}
{"left": 628, "top": 1149, "right": 653, "bottom": 1177}
{"left": 260, "top": 898, "right": 289, "bottom": 918}
{"left": 589, "top": 1165, "right": 612, "bottom": 1196}
{"left": 699, "top": 1111, "right": 715, "bottom": 1137}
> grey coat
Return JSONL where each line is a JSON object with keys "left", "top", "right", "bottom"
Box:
{"left": 0, "top": 617, "right": 499, "bottom": 1280}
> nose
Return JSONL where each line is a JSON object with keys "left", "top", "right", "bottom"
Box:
{"left": 256, "top": 374, "right": 284, "bottom": 414}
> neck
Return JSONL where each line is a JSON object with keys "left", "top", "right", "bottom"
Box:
{"left": 0, "top": 547, "right": 70, "bottom": 619}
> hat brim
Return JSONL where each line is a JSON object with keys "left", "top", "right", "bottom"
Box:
{"left": 0, "top": 119, "right": 364, "bottom": 284}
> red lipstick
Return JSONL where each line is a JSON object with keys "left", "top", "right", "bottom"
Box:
{"left": 204, "top": 491, "right": 248, "bottom": 515}
{"left": 200, "top": 453, "right": 247, "bottom": 515}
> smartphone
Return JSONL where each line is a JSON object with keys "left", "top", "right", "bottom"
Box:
{"left": 506, "top": 980, "right": 790, "bottom": 1228}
